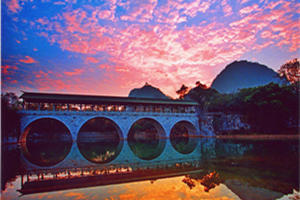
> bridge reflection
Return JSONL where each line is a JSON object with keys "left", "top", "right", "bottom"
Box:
{"left": 19, "top": 136, "right": 203, "bottom": 195}
{"left": 20, "top": 138, "right": 201, "bottom": 168}
{"left": 19, "top": 159, "right": 203, "bottom": 195}
{"left": 17, "top": 138, "right": 299, "bottom": 198}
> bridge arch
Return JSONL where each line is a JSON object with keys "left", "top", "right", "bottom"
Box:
{"left": 20, "top": 118, "right": 73, "bottom": 167}
{"left": 127, "top": 117, "right": 166, "bottom": 139}
{"left": 76, "top": 117, "right": 124, "bottom": 164}
{"left": 170, "top": 120, "right": 198, "bottom": 137}
{"left": 170, "top": 120, "right": 199, "bottom": 154}
{"left": 76, "top": 116, "right": 123, "bottom": 141}
{"left": 127, "top": 118, "right": 166, "bottom": 160}
{"left": 20, "top": 117, "right": 72, "bottom": 143}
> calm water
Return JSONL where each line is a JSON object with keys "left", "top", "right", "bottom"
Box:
{"left": 2, "top": 137, "right": 299, "bottom": 200}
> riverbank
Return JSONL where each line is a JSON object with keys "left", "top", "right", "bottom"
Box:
{"left": 3, "top": 134, "right": 299, "bottom": 145}
{"left": 213, "top": 134, "right": 300, "bottom": 140}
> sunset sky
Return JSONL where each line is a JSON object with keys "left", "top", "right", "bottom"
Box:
{"left": 2, "top": 0, "right": 299, "bottom": 97}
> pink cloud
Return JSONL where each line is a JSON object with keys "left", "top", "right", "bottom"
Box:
{"left": 2, "top": 65, "right": 18, "bottom": 75}
{"left": 34, "top": 78, "right": 73, "bottom": 91}
{"left": 254, "top": 41, "right": 274, "bottom": 50}
{"left": 181, "top": 0, "right": 212, "bottom": 17}
{"left": 265, "top": 1, "right": 284, "bottom": 10}
{"left": 121, "top": 0, "right": 157, "bottom": 22}
{"left": 91, "top": 1, "right": 116, "bottom": 21}
{"left": 33, "top": 70, "right": 50, "bottom": 78}
{"left": 239, "top": 4, "right": 259, "bottom": 15}
{"left": 31, "top": 1, "right": 299, "bottom": 97}
{"left": 63, "top": 10, "right": 89, "bottom": 34}
{"left": 63, "top": 69, "right": 84, "bottom": 76}
{"left": 240, "top": 0, "right": 250, "bottom": 4}
{"left": 97, "top": 10, "right": 114, "bottom": 20}
{"left": 115, "top": 67, "right": 129, "bottom": 72}
{"left": 260, "top": 30, "right": 273, "bottom": 39}
{"left": 222, "top": 0, "right": 233, "bottom": 16}
{"left": 10, "top": 80, "right": 18, "bottom": 84}
{"left": 36, "top": 17, "right": 49, "bottom": 26}
{"left": 98, "top": 64, "right": 112, "bottom": 70}
{"left": 19, "top": 56, "right": 37, "bottom": 64}
{"left": 85, "top": 57, "right": 99, "bottom": 63}
{"left": 6, "top": 0, "right": 21, "bottom": 13}
{"left": 155, "top": 0, "right": 213, "bottom": 24}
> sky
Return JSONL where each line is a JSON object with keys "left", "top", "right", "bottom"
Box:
{"left": 1, "top": 0, "right": 299, "bottom": 98}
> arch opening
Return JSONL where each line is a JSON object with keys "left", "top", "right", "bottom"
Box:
{"left": 21, "top": 118, "right": 72, "bottom": 167}
{"left": 77, "top": 117, "right": 123, "bottom": 164}
{"left": 170, "top": 121, "right": 198, "bottom": 154}
{"left": 128, "top": 118, "right": 166, "bottom": 160}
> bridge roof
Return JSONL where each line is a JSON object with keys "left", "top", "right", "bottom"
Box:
{"left": 20, "top": 92, "right": 198, "bottom": 106}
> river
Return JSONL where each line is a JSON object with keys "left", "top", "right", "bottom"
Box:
{"left": 1, "top": 135, "right": 299, "bottom": 200}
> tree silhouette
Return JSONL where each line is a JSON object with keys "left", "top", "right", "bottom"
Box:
{"left": 278, "top": 58, "right": 299, "bottom": 84}
{"left": 176, "top": 84, "right": 189, "bottom": 99}
{"left": 195, "top": 81, "right": 208, "bottom": 89}
{"left": 1, "top": 93, "right": 21, "bottom": 140}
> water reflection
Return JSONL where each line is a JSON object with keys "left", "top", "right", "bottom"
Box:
{"left": 2, "top": 137, "right": 299, "bottom": 199}
{"left": 21, "top": 141, "right": 72, "bottom": 167}
{"left": 22, "top": 118, "right": 72, "bottom": 142}
{"left": 20, "top": 118, "right": 73, "bottom": 167}
{"left": 182, "top": 171, "right": 222, "bottom": 192}
{"left": 170, "top": 133, "right": 198, "bottom": 154}
{"left": 128, "top": 118, "right": 166, "bottom": 160}
{"left": 77, "top": 118, "right": 123, "bottom": 163}
{"left": 78, "top": 117, "right": 122, "bottom": 140}
{"left": 77, "top": 139, "right": 123, "bottom": 164}
{"left": 127, "top": 139, "right": 166, "bottom": 160}
{"left": 170, "top": 121, "right": 198, "bottom": 154}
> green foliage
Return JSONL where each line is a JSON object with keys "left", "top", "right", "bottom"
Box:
{"left": 185, "top": 85, "right": 219, "bottom": 111}
{"left": 186, "top": 83, "right": 299, "bottom": 134}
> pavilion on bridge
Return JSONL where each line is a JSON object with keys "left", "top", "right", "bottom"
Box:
{"left": 20, "top": 92, "right": 199, "bottom": 114}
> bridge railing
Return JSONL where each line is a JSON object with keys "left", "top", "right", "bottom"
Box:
{"left": 22, "top": 102, "right": 197, "bottom": 114}
{"left": 19, "top": 110, "right": 198, "bottom": 117}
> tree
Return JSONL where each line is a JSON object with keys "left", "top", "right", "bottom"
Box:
{"left": 1, "top": 93, "right": 21, "bottom": 140}
{"left": 2, "top": 92, "right": 20, "bottom": 109}
{"left": 278, "top": 58, "right": 300, "bottom": 84}
{"left": 176, "top": 84, "right": 189, "bottom": 99}
{"left": 195, "top": 81, "right": 208, "bottom": 89}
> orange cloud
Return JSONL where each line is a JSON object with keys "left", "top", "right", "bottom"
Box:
{"left": 19, "top": 56, "right": 37, "bottom": 64}
{"left": 107, "top": 176, "right": 238, "bottom": 200}
{"left": 64, "top": 192, "right": 88, "bottom": 200}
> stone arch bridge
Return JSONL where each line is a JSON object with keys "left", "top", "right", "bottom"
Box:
{"left": 19, "top": 92, "right": 202, "bottom": 142}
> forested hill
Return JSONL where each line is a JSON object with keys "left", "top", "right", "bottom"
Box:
{"left": 211, "top": 60, "right": 287, "bottom": 93}
{"left": 128, "top": 83, "right": 170, "bottom": 99}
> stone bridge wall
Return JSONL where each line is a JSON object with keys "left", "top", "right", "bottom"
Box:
{"left": 19, "top": 110, "right": 203, "bottom": 141}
